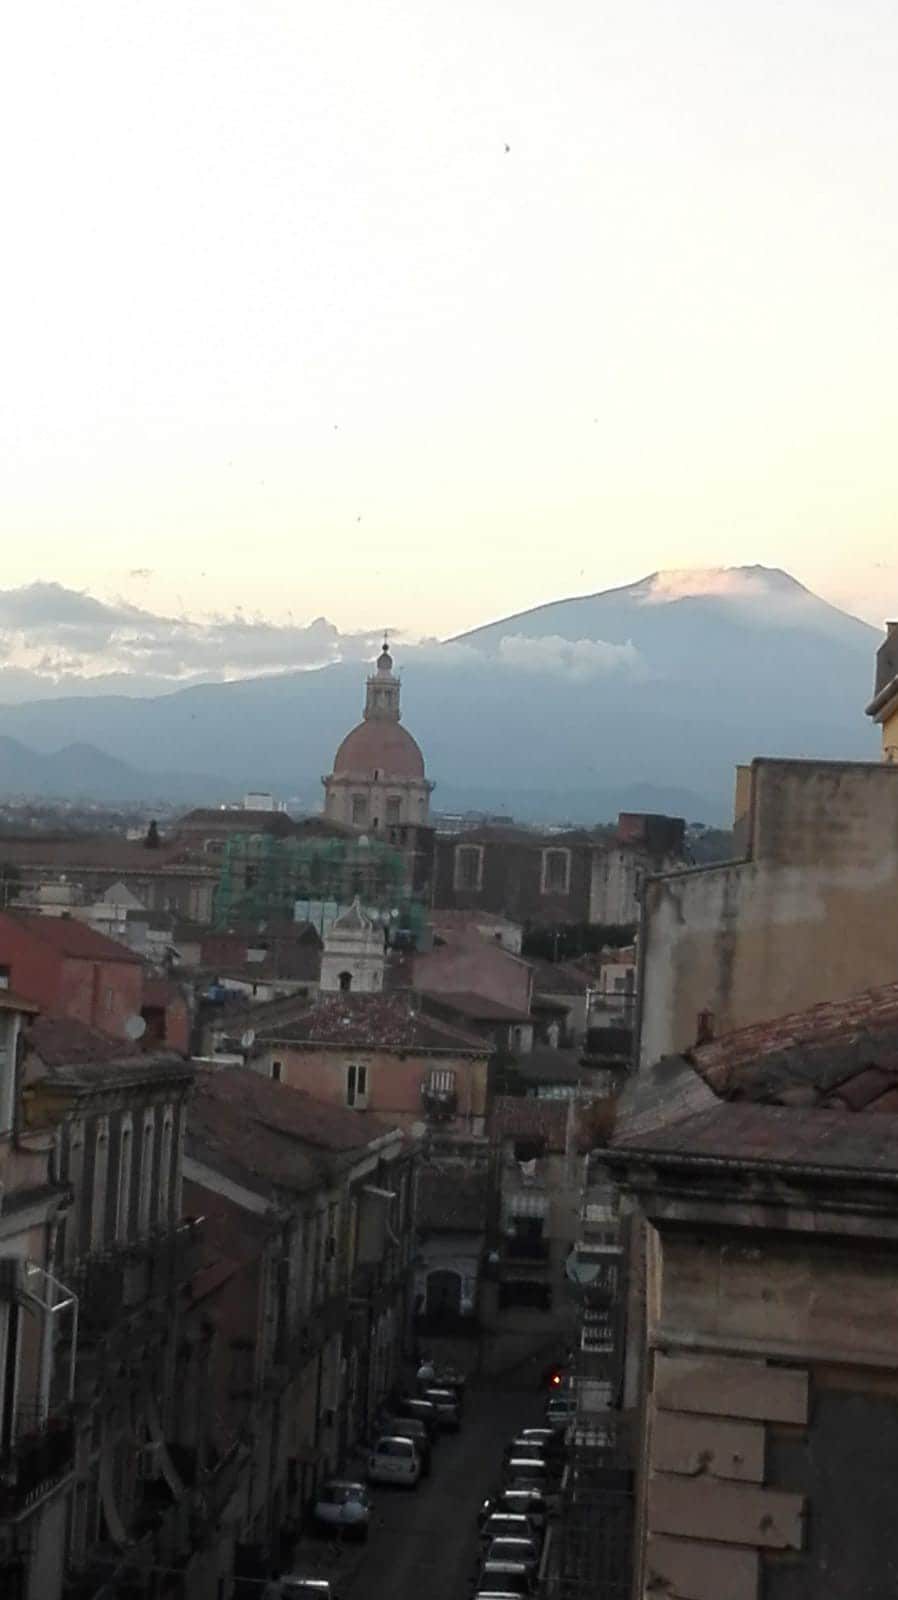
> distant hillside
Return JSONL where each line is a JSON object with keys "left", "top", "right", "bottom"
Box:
{"left": 0, "top": 568, "right": 881, "bottom": 823}
{"left": 0, "top": 734, "right": 228, "bottom": 805}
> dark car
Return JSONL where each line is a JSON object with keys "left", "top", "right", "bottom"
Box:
{"left": 479, "top": 1512, "right": 539, "bottom": 1548}
{"left": 503, "top": 1458, "right": 549, "bottom": 1494}
{"left": 478, "top": 1560, "right": 534, "bottom": 1597}
{"left": 379, "top": 1414, "right": 433, "bottom": 1474}
{"left": 479, "top": 1490, "right": 547, "bottom": 1535}
{"left": 393, "top": 1395, "right": 440, "bottom": 1441}
{"left": 503, "top": 1439, "right": 547, "bottom": 1466}
{"left": 484, "top": 1536, "right": 539, "bottom": 1576}
{"left": 420, "top": 1386, "right": 461, "bottom": 1431}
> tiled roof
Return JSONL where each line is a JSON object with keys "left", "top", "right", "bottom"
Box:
{"left": 32, "top": 1054, "right": 192, "bottom": 1093}
{"left": 416, "top": 1165, "right": 489, "bottom": 1232}
{"left": 254, "top": 993, "right": 488, "bottom": 1053}
{"left": 608, "top": 1101, "right": 898, "bottom": 1178}
{"left": 2, "top": 912, "right": 142, "bottom": 964}
{"left": 490, "top": 1095, "right": 569, "bottom": 1151}
{"left": 422, "top": 991, "right": 531, "bottom": 1024}
{"left": 192, "top": 1068, "right": 395, "bottom": 1158}
{"left": 528, "top": 959, "right": 593, "bottom": 997}
{"left": 27, "top": 1016, "right": 135, "bottom": 1067}
{"left": 0, "top": 836, "right": 208, "bottom": 873}
{"left": 691, "top": 981, "right": 898, "bottom": 1111}
{"left": 0, "top": 987, "right": 40, "bottom": 1013}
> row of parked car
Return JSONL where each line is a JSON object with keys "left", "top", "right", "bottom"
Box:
{"left": 471, "top": 1386, "right": 577, "bottom": 1599}
{"left": 260, "top": 1371, "right": 467, "bottom": 1595}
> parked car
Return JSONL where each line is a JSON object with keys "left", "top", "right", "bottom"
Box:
{"left": 393, "top": 1394, "right": 440, "bottom": 1441}
{"left": 504, "top": 1457, "right": 549, "bottom": 1494}
{"left": 379, "top": 1414, "right": 433, "bottom": 1475}
{"left": 484, "top": 1536, "right": 540, "bottom": 1575}
{"left": 420, "top": 1386, "right": 461, "bottom": 1431}
{"left": 479, "top": 1490, "right": 547, "bottom": 1535}
{"left": 367, "top": 1434, "right": 421, "bottom": 1488}
{"left": 264, "top": 1579, "right": 340, "bottom": 1599}
{"left": 503, "top": 1439, "right": 547, "bottom": 1466}
{"left": 515, "top": 1427, "right": 562, "bottom": 1457}
{"left": 479, "top": 1512, "right": 538, "bottom": 1548}
{"left": 311, "top": 1481, "right": 370, "bottom": 1540}
{"left": 478, "top": 1560, "right": 534, "bottom": 1596}
{"left": 431, "top": 1367, "right": 466, "bottom": 1406}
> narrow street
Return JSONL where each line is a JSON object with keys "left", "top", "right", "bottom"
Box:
{"left": 352, "top": 1385, "right": 544, "bottom": 1599}
{"left": 295, "top": 1384, "right": 547, "bottom": 1600}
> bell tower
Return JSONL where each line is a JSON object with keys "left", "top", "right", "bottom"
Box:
{"left": 364, "top": 638, "right": 401, "bottom": 723}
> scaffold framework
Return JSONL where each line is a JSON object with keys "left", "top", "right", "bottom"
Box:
{"left": 211, "top": 830, "right": 428, "bottom": 935}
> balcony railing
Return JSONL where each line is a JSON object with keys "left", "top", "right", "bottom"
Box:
{"left": 0, "top": 1407, "right": 74, "bottom": 1520}
{"left": 72, "top": 1218, "right": 204, "bottom": 1331}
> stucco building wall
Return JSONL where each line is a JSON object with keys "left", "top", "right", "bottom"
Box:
{"left": 640, "top": 759, "right": 898, "bottom": 1066}
{"left": 256, "top": 1042, "right": 490, "bottom": 1135}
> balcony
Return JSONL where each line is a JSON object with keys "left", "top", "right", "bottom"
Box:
{"left": 0, "top": 1406, "right": 74, "bottom": 1520}
{"left": 72, "top": 1218, "right": 204, "bottom": 1333}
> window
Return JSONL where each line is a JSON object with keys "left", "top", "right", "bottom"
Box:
{"left": 116, "top": 1115, "right": 133, "bottom": 1243}
{"left": 0, "top": 964, "right": 9, "bottom": 990}
{"left": 541, "top": 849, "right": 571, "bottom": 895}
{"left": 271, "top": 1059, "right": 283, "bottom": 1082}
{"left": 346, "top": 1064, "right": 368, "bottom": 1108}
{"left": 338, "top": 970, "right": 353, "bottom": 993}
{"left": 453, "top": 845, "right": 484, "bottom": 892}
{"left": 104, "top": 988, "right": 114, "bottom": 1013}
{"left": 138, "top": 1108, "right": 156, "bottom": 1237}
{"left": 157, "top": 1106, "right": 174, "bottom": 1228}
{"left": 427, "top": 1068, "right": 456, "bottom": 1096}
{"left": 385, "top": 795, "right": 401, "bottom": 825}
{"left": 352, "top": 794, "right": 368, "bottom": 825}
{"left": 89, "top": 1118, "right": 110, "bottom": 1252}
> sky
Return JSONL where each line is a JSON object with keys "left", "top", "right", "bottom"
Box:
{"left": 2, "top": 0, "right": 898, "bottom": 644}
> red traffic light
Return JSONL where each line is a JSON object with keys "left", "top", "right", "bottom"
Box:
{"left": 550, "top": 1371, "right": 562, "bottom": 1387}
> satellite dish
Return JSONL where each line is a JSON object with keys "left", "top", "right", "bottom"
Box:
{"left": 241, "top": 1029, "right": 256, "bottom": 1050}
{"left": 409, "top": 1121, "right": 427, "bottom": 1141}
{"left": 125, "top": 1015, "right": 147, "bottom": 1041}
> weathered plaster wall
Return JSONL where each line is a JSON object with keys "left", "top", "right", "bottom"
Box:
{"left": 640, "top": 760, "right": 898, "bottom": 1065}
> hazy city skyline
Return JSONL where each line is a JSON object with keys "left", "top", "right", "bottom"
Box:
{"left": 4, "top": 1, "right": 898, "bottom": 638}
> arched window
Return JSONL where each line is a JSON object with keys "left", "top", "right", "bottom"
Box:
{"left": 339, "top": 970, "right": 352, "bottom": 993}
{"left": 116, "top": 1114, "right": 133, "bottom": 1244}
{"left": 138, "top": 1108, "right": 156, "bottom": 1237}
{"left": 89, "top": 1117, "right": 110, "bottom": 1253}
{"left": 157, "top": 1105, "right": 175, "bottom": 1228}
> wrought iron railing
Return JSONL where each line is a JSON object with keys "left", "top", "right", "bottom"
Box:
{"left": 0, "top": 1406, "right": 74, "bottom": 1520}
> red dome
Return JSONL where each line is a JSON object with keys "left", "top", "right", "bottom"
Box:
{"left": 332, "top": 720, "right": 426, "bottom": 780}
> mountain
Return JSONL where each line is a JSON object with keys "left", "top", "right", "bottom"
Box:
{"left": 0, "top": 735, "right": 230, "bottom": 805}
{"left": 0, "top": 568, "right": 882, "bottom": 823}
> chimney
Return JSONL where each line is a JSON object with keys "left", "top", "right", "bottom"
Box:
{"left": 887, "top": 622, "right": 898, "bottom": 638}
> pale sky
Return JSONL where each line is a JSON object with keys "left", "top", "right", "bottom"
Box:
{"left": 2, "top": 0, "right": 897, "bottom": 636}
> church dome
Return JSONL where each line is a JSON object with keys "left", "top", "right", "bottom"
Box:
{"left": 332, "top": 719, "right": 426, "bottom": 779}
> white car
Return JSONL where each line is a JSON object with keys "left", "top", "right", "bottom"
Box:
{"left": 312, "top": 1480, "right": 370, "bottom": 1540}
{"left": 367, "top": 1434, "right": 421, "bottom": 1487}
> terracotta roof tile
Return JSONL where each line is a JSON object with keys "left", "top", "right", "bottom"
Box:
{"left": 254, "top": 993, "right": 487, "bottom": 1053}
{"left": 2, "top": 911, "right": 142, "bottom": 964}
{"left": 27, "top": 1016, "right": 138, "bottom": 1067}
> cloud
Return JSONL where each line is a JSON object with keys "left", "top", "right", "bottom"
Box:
{"left": 0, "top": 582, "right": 385, "bottom": 687}
{"left": 410, "top": 632, "right": 647, "bottom": 681}
{"left": 495, "top": 633, "right": 647, "bottom": 680}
